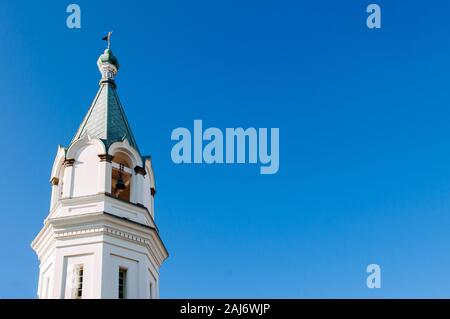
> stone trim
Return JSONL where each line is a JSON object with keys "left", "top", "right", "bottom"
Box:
{"left": 98, "top": 154, "right": 114, "bottom": 163}
{"left": 63, "top": 158, "right": 75, "bottom": 167}
{"left": 99, "top": 78, "right": 117, "bottom": 89}
{"left": 134, "top": 165, "right": 147, "bottom": 176}
{"left": 50, "top": 177, "right": 59, "bottom": 186}
{"left": 54, "top": 225, "right": 150, "bottom": 246}
{"left": 50, "top": 223, "right": 165, "bottom": 267}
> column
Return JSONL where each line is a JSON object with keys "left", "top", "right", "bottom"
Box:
{"left": 50, "top": 177, "right": 59, "bottom": 210}
{"left": 98, "top": 154, "right": 114, "bottom": 194}
{"left": 134, "top": 166, "right": 147, "bottom": 206}
{"left": 62, "top": 159, "right": 75, "bottom": 198}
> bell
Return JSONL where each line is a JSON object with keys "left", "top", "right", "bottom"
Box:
{"left": 115, "top": 174, "right": 126, "bottom": 190}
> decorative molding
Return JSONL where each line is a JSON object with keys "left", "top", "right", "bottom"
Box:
{"left": 54, "top": 225, "right": 150, "bottom": 248}
{"left": 151, "top": 187, "right": 156, "bottom": 196}
{"left": 68, "top": 204, "right": 98, "bottom": 213}
{"left": 50, "top": 177, "right": 59, "bottom": 186}
{"left": 53, "top": 223, "right": 165, "bottom": 267}
{"left": 63, "top": 158, "right": 75, "bottom": 167}
{"left": 33, "top": 211, "right": 168, "bottom": 267}
{"left": 54, "top": 193, "right": 155, "bottom": 227}
{"left": 35, "top": 238, "right": 56, "bottom": 264}
{"left": 134, "top": 165, "right": 147, "bottom": 176}
{"left": 99, "top": 78, "right": 117, "bottom": 89}
{"left": 98, "top": 154, "right": 114, "bottom": 163}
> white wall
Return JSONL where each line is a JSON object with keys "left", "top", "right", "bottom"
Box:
{"left": 36, "top": 232, "right": 161, "bottom": 299}
{"left": 62, "top": 253, "right": 95, "bottom": 299}
{"left": 72, "top": 144, "right": 99, "bottom": 197}
{"left": 51, "top": 239, "right": 104, "bottom": 299}
{"left": 100, "top": 238, "right": 159, "bottom": 299}
{"left": 143, "top": 174, "right": 152, "bottom": 215}
{"left": 38, "top": 259, "right": 54, "bottom": 299}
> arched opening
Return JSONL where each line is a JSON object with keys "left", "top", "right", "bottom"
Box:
{"left": 111, "top": 152, "right": 132, "bottom": 201}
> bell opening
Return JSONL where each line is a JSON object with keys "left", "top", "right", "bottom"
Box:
{"left": 112, "top": 166, "right": 131, "bottom": 201}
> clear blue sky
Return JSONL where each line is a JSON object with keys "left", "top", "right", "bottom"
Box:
{"left": 1, "top": 0, "right": 450, "bottom": 298}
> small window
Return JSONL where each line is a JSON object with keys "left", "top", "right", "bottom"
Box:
{"left": 73, "top": 265, "right": 84, "bottom": 299}
{"left": 118, "top": 268, "right": 127, "bottom": 299}
{"left": 149, "top": 281, "right": 153, "bottom": 299}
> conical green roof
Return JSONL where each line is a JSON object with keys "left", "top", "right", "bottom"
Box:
{"left": 71, "top": 82, "right": 140, "bottom": 153}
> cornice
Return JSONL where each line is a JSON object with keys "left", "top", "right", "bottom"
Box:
{"left": 33, "top": 212, "right": 168, "bottom": 267}
{"left": 47, "top": 193, "right": 158, "bottom": 231}
{"left": 134, "top": 165, "right": 147, "bottom": 176}
{"left": 98, "top": 154, "right": 114, "bottom": 163}
{"left": 63, "top": 158, "right": 75, "bottom": 167}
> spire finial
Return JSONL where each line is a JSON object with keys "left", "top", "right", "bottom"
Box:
{"left": 97, "top": 32, "right": 120, "bottom": 87}
{"left": 102, "top": 31, "right": 112, "bottom": 49}
{"left": 102, "top": 31, "right": 113, "bottom": 49}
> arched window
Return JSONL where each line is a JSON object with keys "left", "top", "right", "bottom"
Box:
{"left": 111, "top": 152, "right": 132, "bottom": 201}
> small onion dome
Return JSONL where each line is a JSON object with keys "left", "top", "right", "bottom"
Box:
{"left": 97, "top": 48, "right": 120, "bottom": 70}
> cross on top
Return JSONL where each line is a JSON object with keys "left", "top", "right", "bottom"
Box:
{"left": 103, "top": 31, "right": 113, "bottom": 49}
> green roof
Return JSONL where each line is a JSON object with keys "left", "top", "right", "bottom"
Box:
{"left": 71, "top": 82, "right": 140, "bottom": 153}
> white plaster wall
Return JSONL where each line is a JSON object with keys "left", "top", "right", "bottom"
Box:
{"left": 72, "top": 144, "right": 99, "bottom": 197}
{"left": 100, "top": 236, "right": 160, "bottom": 299}
{"left": 49, "top": 195, "right": 154, "bottom": 228}
{"left": 38, "top": 256, "right": 55, "bottom": 299}
{"left": 51, "top": 239, "right": 104, "bottom": 299}
{"left": 111, "top": 254, "right": 139, "bottom": 298}
{"left": 104, "top": 199, "right": 150, "bottom": 226}
{"left": 62, "top": 253, "right": 95, "bottom": 299}
{"left": 148, "top": 268, "right": 159, "bottom": 299}
{"left": 143, "top": 174, "right": 152, "bottom": 215}
{"left": 36, "top": 231, "right": 161, "bottom": 299}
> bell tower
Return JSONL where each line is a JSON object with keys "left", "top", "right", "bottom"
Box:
{"left": 31, "top": 36, "right": 168, "bottom": 299}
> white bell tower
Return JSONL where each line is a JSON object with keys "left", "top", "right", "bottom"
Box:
{"left": 31, "top": 36, "right": 168, "bottom": 299}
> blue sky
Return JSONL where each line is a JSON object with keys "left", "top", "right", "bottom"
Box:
{"left": 1, "top": 0, "right": 450, "bottom": 298}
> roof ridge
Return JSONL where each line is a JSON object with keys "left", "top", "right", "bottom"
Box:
{"left": 108, "top": 86, "right": 140, "bottom": 153}
{"left": 72, "top": 84, "right": 106, "bottom": 143}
